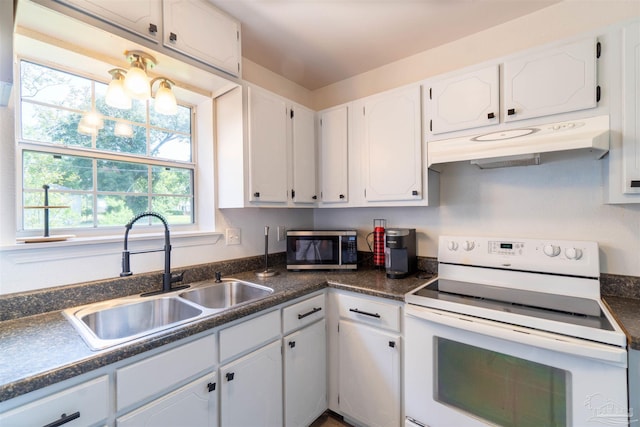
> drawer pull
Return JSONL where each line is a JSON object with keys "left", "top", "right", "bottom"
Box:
{"left": 349, "top": 308, "right": 381, "bottom": 318}
{"left": 43, "top": 412, "right": 80, "bottom": 427}
{"left": 298, "top": 307, "right": 322, "bottom": 319}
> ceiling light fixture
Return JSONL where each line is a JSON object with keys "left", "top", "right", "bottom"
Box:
{"left": 105, "top": 50, "right": 178, "bottom": 115}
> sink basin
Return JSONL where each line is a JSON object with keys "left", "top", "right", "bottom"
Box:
{"left": 179, "top": 280, "right": 273, "bottom": 309}
{"left": 64, "top": 297, "right": 203, "bottom": 350}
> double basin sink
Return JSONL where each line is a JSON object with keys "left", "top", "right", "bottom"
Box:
{"left": 63, "top": 279, "right": 274, "bottom": 350}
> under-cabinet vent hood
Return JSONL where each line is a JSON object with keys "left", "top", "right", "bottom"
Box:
{"left": 428, "top": 115, "right": 610, "bottom": 168}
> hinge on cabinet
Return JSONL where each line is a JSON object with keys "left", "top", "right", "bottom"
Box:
{"left": 291, "top": 189, "right": 295, "bottom": 199}
{"left": 363, "top": 106, "right": 366, "bottom": 115}
{"left": 596, "top": 85, "right": 601, "bottom": 102}
{"left": 430, "top": 120, "right": 433, "bottom": 132}
{"left": 237, "top": 31, "right": 240, "bottom": 41}
{"left": 290, "top": 109, "right": 294, "bottom": 119}
{"left": 429, "top": 87, "right": 432, "bottom": 99}
{"left": 597, "top": 41, "right": 602, "bottom": 58}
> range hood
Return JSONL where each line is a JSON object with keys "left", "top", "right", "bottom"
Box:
{"left": 427, "top": 115, "right": 610, "bottom": 169}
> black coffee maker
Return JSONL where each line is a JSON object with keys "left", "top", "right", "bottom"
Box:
{"left": 384, "top": 228, "right": 416, "bottom": 279}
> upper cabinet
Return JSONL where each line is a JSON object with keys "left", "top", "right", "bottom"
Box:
{"left": 427, "top": 65, "right": 499, "bottom": 135}
{"left": 163, "top": 0, "right": 241, "bottom": 76}
{"left": 51, "top": 0, "right": 241, "bottom": 77}
{"left": 360, "top": 85, "right": 423, "bottom": 202}
{"left": 319, "top": 105, "right": 350, "bottom": 205}
{"left": 622, "top": 21, "right": 640, "bottom": 196}
{"left": 290, "top": 105, "right": 318, "bottom": 205}
{"left": 503, "top": 37, "right": 598, "bottom": 123}
{"left": 56, "top": 0, "right": 162, "bottom": 42}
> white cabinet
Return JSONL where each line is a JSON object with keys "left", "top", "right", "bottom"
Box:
{"left": 319, "top": 105, "right": 349, "bottom": 204}
{"left": 284, "top": 319, "right": 327, "bottom": 427}
{"left": 220, "top": 340, "right": 283, "bottom": 427}
{"left": 0, "top": 375, "right": 109, "bottom": 427}
{"left": 55, "top": 0, "right": 161, "bottom": 42}
{"left": 117, "top": 372, "right": 218, "bottom": 427}
{"left": 503, "top": 37, "right": 598, "bottom": 122}
{"left": 291, "top": 105, "right": 318, "bottom": 204}
{"left": 622, "top": 21, "right": 640, "bottom": 195}
{"left": 361, "top": 85, "right": 422, "bottom": 202}
{"left": 163, "top": 0, "right": 240, "bottom": 76}
{"left": 426, "top": 65, "right": 500, "bottom": 135}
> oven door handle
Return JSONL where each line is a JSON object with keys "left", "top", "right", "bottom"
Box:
{"left": 406, "top": 305, "right": 627, "bottom": 367}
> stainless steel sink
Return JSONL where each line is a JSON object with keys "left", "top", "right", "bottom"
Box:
{"left": 63, "top": 278, "right": 273, "bottom": 350}
{"left": 64, "top": 297, "right": 203, "bottom": 350}
{"left": 179, "top": 279, "right": 274, "bottom": 309}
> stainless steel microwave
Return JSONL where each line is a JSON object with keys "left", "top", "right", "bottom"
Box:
{"left": 286, "top": 230, "right": 358, "bottom": 270}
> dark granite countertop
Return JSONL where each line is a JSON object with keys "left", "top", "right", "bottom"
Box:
{"left": 0, "top": 267, "right": 432, "bottom": 403}
{"left": 604, "top": 295, "right": 640, "bottom": 351}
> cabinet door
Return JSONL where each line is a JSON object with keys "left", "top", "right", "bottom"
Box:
{"left": 163, "top": 0, "right": 240, "bottom": 75}
{"left": 622, "top": 22, "right": 640, "bottom": 194}
{"left": 338, "top": 320, "right": 401, "bottom": 427}
{"left": 284, "top": 319, "right": 327, "bottom": 427}
{"left": 220, "top": 341, "right": 283, "bottom": 427}
{"left": 248, "top": 86, "right": 289, "bottom": 203}
{"left": 56, "top": 0, "right": 161, "bottom": 42}
{"left": 117, "top": 372, "right": 218, "bottom": 427}
{"left": 319, "top": 106, "right": 349, "bottom": 204}
{"left": 503, "top": 37, "right": 597, "bottom": 122}
{"left": 427, "top": 65, "right": 499, "bottom": 134}
{"left": 363, "top": 86, "right": 422, "bottom": 202}
{"left": 291, "top": 105, "right": 318, "bottom": 204}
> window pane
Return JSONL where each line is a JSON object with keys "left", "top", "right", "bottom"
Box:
{"left": 21, "top": 103, "right": 92, "bottom": 148}
{"left": 23, "top": 151, "right": 93, "bottom": 191}
{"left": 97, "top": 160, "right": 148, "bottom": 192}
{"left": 97, "top": 195, "right": 148, "bottom": 226}
{"left": 96, "top": 120, "right": 147, "bottom": 155}
{"left": 152, "top": 196, "right": 193, "bottom": 224}
{"left": 20, "top": 61, "right": 91, "bottom": 110}
{"left": 150, "top": 103, "right": 191, "bottom": 133}
{"left": 23, "top": 191, "right": 93, "bottom": 230}
{"left": 152, "top": 166, "right": 192, "bottom": 195}
{"left": 150, "top": 129, "right": 191, "bottom": 161}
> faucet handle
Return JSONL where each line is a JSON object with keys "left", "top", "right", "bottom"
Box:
{"left": 215, "top": 272, "right": 222, "bottom": 283}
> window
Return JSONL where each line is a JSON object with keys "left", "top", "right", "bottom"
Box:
{"left": 18, "top": 61, "right": 195, "bottom": 233}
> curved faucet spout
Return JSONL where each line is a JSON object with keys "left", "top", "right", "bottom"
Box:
{"left": 120, "top": 211, "right": 187, "bottom": 295}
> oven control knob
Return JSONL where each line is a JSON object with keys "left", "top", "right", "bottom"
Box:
{"left": 543, "top": 244, "right": 561, "bottom": 257}
{"left": 462, "top": 241, "right": 475, "bottom": 251}
{"left": 565, "top": 247, "right": 583, "bottom": 260}
{"left": 447, "top": 241, "right": 459, "bottom": 251}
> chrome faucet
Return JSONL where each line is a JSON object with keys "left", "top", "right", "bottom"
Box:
{"left": 120, "top": 211, "right": 187, "bottom": 296}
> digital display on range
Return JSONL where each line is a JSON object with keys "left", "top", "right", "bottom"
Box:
{"left": 500, "top": 243, "right": 513, "bottom": 250}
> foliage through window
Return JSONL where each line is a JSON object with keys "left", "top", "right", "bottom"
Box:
{"left": 18, "top": 61, "right": 194, "bottom": 231}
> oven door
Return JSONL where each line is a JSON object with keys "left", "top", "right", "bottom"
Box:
{"left": 405, "top": 304, "right": 629, "bottom": 427}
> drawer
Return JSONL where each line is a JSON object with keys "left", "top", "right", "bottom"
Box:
{"left": 336, "top": 292, "right": 401, "bottom": 332}
{"left": 219, "top": 309, "right": 280, "bottom": 363}
{"left": 283, "top": 293, "right": 325, "bottom": 334}
{"left": 117, "top": 334, "right": 216, "bottom": 411}
{"left": 0, "top": 375, "right": 109, "bottom": 427}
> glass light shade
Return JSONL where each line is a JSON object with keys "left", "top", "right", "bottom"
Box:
{"left": 154, "top": 81, "right": 178, "bottom": 115}
{"left": 114, "top": 122, "right": 134, "bottom": 138}
{"left": 124, "top": 64, "right": 150, "bottom": 100}
{"left": 105, "top": 77, "right": 131, "bottom": 110}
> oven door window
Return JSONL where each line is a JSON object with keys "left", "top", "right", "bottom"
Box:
{"left": 435, "top": 337, "right": 568, "bottom": 427}
{"left": 287, "top": 236, "right": 339, "bottom": 264}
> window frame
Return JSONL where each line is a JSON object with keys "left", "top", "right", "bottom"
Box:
{"left": 15, "top": 56, "right": 202, "bottom": 238}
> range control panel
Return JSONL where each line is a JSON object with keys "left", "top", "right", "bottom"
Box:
{"left": 439, "top": 235, "right": 599, "bottom": 277}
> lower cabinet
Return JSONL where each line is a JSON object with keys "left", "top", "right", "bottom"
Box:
{"left": 117, "top": 372, "right": 218, "bottom": 427}
{"left": 284, "top": 318, "right": 327, "bottom": 427}
{"left": 220, "top": 340, "right": 283, "bottom": 427}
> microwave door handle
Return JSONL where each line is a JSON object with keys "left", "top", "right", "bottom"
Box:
{"left": 338, "top": 236, "right": 342, "bottom": 265}
{"left": 406, "top": 306, "right": 627, "bottom": 367}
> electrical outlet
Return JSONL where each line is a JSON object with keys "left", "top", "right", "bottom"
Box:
{"left": 277, "top": 226, "right": 286, "bottom": 241}
{"left": 226, "top": 228, "right": 241, "bottom": 245}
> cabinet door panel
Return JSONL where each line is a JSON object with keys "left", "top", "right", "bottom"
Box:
{"left": 338, "top": 321, "right": 401, "bottom": 427}
{"left": 163, "top": 0, "right": 240, "bottom": 75}
{"left": 427, "top": 65, "right": 499, "bottom": 134}
{"left": 503, "top": 38, "right": 597, "bottom": 122}
{"left": 284, "top": 319, "right": 327, "bottom": 427}
{"left": 220, "top": 341, "right": 283, "bottom": 427}
{"left": 623, "top": 22, "right": 640, "bottom": 194}
{"left": 117, "top": 372, "right": 217, "bottom": 427}
{"left": 320, "top": 106, "right": 349, "bottom": 203}
{"left": 364, "top": 86, "right": 422, "bottom": 202}
{"left": 248, "top": 87, "right": 288, "bottom": 203}
{"left": 291, "top": 105, "right": 317, "bottom": 204}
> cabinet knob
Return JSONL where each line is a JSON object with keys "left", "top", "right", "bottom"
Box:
{"left": 411, "top": 190, "right": 418, "bottom": 196}
{"left": 312, "top": 195, "right": 318, "bottom": 200}
{"left": 148, "top": 23, "right": 157, "bottom": 34}
{"left": 487, "top": 112, "right": 495, "bottom": 119}
{"left": 207, "top": 382, "right": 216, "bottom": 392}
{"left": 289, "top": 341, "right": 296, "bottom": 348}
{"left": 339, "top": 194, "right": 345, "bottom": 199}
{"left": 389, "top": 341, "right": 396, "bottom": 348}
{"left": 507, "top": 108, "right": 516, "bottom": 116}
{"left": 169, "top": 32, "right": 178, "bottom": 42}
{"left": 254, "top": 192, "right": 260, "bottom": 198}
{"left": 226, "top": 372, "right": 235, "bottom": 381}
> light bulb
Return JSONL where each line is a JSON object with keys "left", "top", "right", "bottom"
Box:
{"left": 124, "top": 62, "right": 150, "bottom": 100}
{"left": 154, "top": 80, "right": 178, "bottom": 115}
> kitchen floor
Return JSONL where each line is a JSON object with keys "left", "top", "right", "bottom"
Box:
{"left": 310, "top": 411, "right": 353, "bottom": 427}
